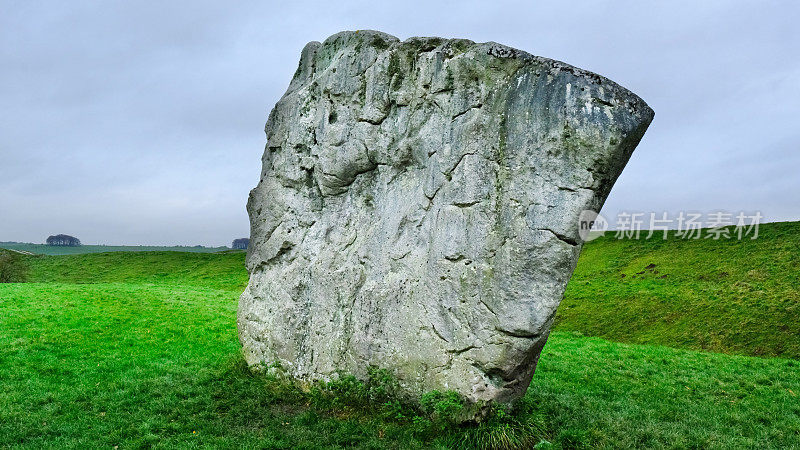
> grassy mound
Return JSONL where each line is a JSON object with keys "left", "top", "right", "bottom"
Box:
{"left": 1, "top": 246, "right": 799, "bottom": 447}
{"left": 26, "top": 251, "right": 248, "bottom": 290}
{"left": 557, "top": 221, "right": 800, "bottom": 359}
{"left": 0, "top": 249, "right": 30, "bottom": 283}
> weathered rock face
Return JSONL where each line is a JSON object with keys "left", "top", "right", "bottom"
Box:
{"left": 239, "top": 31, "right": 653, "bottom": 407}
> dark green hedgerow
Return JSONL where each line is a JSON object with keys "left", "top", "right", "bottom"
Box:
{"left": 0, "top": 250, "right": 29, "bottom": 283}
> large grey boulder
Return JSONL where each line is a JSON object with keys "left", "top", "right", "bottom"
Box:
{"left": 239, "top": 31, "right": 653, "bottom": 409}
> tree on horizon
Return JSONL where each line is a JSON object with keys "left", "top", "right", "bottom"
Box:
{"left": 232, "top": 238, "right": 249, "bottom": 250}
{"left": 46, "top": 234, "right": 82, "bottom": 247}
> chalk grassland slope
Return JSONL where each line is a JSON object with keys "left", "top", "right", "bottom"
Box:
{"left": 557, "top": 221, "right": 800, "bottom": 359}
{"left": 26, "top": 251, "right": 248, "bottom": 290}
{"left": 0, "top": 242, "right": 231, "bottom": 256}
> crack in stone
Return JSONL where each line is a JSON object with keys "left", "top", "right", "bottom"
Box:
{"left": 539, "top": 228, "right": 579, "bottom": 246}
{"left": 451, "top": 103, "right": 483, "bottom": 121}
{"left": 452, "top": 200, "right": 482, "bottom": 208}
{"left": 445, "top": 150, "right": 477, "bottom": 176}
{"left": 447, "top": 345, "right": 478, "bottom": 354}
{"left": 431, "top": 323, "right": 450, "bottom": 343}
{"left": 495, "top": 327, "right": 542, "bottom": 339}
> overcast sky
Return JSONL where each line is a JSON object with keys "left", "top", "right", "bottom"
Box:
{"left": 2, "top": 1, "right": 798, "bottom": 246}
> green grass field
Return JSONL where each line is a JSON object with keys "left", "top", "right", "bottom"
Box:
{"left": 0, "top": 242, "right": 231, "bottom": 256}
{"left": 1, "top": 223, "right": 799, "bottom": 448}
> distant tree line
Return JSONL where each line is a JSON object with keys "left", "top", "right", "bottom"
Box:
{"left": 232, "top": 238, "right": 249, "bottom": 250}
{"left": 46, "top": 234, "right": 82, "bottom": 247}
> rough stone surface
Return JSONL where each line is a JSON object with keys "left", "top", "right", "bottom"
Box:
{"left": 239, "top": 31, "right": 653, "bottom": 408}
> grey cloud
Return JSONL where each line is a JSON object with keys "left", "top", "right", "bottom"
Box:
{"left": 1, "top": 0, "right": 797, "bottom": 245}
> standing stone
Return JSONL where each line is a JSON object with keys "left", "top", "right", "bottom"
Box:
{"left": 239, "top": 31, "right": 653, "bottom": 410}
